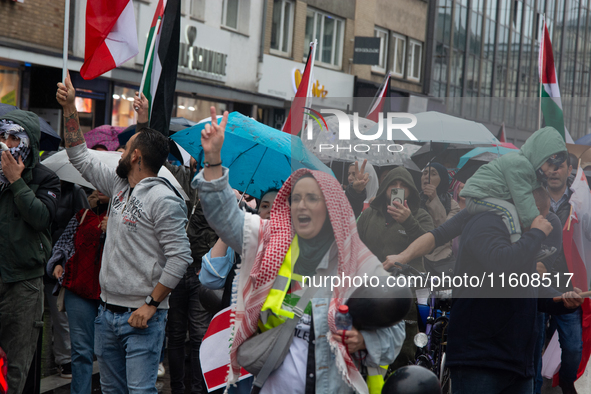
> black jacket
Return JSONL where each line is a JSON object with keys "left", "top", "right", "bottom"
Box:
{"left": 52, "top": 182, "right": 90, "bottom": 245}
{"left": 446, "top": 212, "right": 573, "bottom": 378}
{"left": 549, "top": 176, "right": 574, "bottom": 291}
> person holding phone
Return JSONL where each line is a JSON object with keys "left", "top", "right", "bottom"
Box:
{"left": 356, "top": 167, "right": 434, "bottom": 369}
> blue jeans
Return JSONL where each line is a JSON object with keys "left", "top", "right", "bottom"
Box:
{"left": 534, "top": 312, "right": 546, "bottom": 394}
{"left": 167, "top": 267, "right": 212, "bottom": 394}
{"left": 451, "top": 367, "right": 533, "bottom": 394}
{"left": 64, "top": 289, "right": 99, "bottom": 394}
{"left": 549, "top": 308, "right": 583, "bottom": 383}
{"left": 94, "top": 304, "right": 168, "bottom": 394}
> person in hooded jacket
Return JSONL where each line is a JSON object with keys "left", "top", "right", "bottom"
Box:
{"left": 356, "top": 166, "right": 434, "bottom": 370}
{"left": 0, "top": 110, "right": 61, "bottom": 394}
{"left": 419, "top": 162, "right": 460, "bottom": 270}
{"left": 460, "top": 126, "right": 567, "bottom": 243}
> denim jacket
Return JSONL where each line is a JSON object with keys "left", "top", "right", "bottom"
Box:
{"left": 193, "top": 168, "right": 405, "bottom": 393}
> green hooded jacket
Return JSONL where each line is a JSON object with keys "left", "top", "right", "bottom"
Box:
{"left": 0, "top": 110, "right": 61, "bottom": 282}
{"left": 357, "top": 167, "right": 434, "bottom": 271}
{"left": 460, "top": 126, "right": 567, "bottom": 228}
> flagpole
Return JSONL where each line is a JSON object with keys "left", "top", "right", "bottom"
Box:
{"left": 139, "top": 17, "right": 162, "bottom": 96}
{"left": 366, "top": 72, "right": 390, "bottom": 118}
{"left": 538, "top": 14, "right": 545, "bottom": 130}
{"left": 300, "top": 40, "right": 317, "bottom": 135}
{"left": 62, "top": 0, "right": 70, "bottom": 82}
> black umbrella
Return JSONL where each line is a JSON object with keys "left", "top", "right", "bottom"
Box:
{"left": 0, "top": 104, "right": 62, "bottom": 151}
{"left": 453, "top": 151, "right": 502, "bottom": 183}
{"left": 411, "top": 142, "right": 490, "bottom": 170}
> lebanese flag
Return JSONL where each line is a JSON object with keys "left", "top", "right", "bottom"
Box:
{"left": 142, "top": 0, "right": 180, "bottom": 136}
{"left": 80, "top": 0, "right": 139, "bottom": 80}
{"left": 550, "top": 167, "right": 591, "bottom": 386}
{"left": 539, "top": 19, "right": 574, "bottom": 143}
{"left": 200, "top": 307, "right": 252, "bottom": 392}
{"left": 366, "top": 72, "right": 391, "bottom": 122}
{"left": 496, "top": 122, "right": 506, "bottom": 143}
{"left": 282, "top": 40, "right": 317, "bottom": 135}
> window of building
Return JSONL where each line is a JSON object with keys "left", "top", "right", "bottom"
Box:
{"left": 176, "top": 96, "right": 227, "bottom": 123}
{"left": 304, "top": 8, "right": 345, "bottom": 67}
{"left": 0, "top": 65, "right": 19, "bottom": 106}
{"left": 372, "top": 27, "right": 389, "bottom": 73}
{"left": 190, "top": 0, "right": 205, "bottom": 20}
{"left": 270, "top": 0, "right": 294, "bottom": 55}
{"left": 391, "top": 33, "right": 406, "bottom": 77}
{"left": 222, "top": 0, "right": 239, "bottom": 30}
{"left": 408, "top": 39, "right": 422, "bottom": 81}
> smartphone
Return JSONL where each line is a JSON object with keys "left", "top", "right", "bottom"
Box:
{"left": 390, "top": 188, "right": 405, "bottom": 206}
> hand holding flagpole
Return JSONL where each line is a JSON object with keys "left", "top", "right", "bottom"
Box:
{"left": 139, "top": 18, "right": 162, "bottom": 98}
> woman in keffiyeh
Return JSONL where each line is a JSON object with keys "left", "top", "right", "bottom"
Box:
{"left": 193, "top": 109, "right": 405, "bottom": 394}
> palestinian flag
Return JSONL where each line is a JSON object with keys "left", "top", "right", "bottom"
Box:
{"left": 539, "top": 19, "right": 574, "bottom": 143}
{"left": 366, "top": 72, "right": 391, "bottom": 122}
{"left": 282, "top": 40, "right": 317, "bottom": 135}
{"left": 80, "top": 0, "right": 139, "bottom": 80}
{"left": 142, "top": 0, "right": 180, "bottom": 137}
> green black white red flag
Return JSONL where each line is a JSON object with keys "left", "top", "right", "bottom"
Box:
{"left": 539, "top": 19, "right": 574, "bottom": 143}
{"left": 141, "top": 0, "right": 180, "bottom": 137}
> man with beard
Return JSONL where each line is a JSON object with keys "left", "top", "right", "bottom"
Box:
{"left": 134, "top": 92, "right": 217, "bottom": 393}
{"left": 57, "top": 74, "right": 192, "bottom": 393}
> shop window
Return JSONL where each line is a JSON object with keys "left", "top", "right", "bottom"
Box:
{"left": 0, "top": 65, "right": 19, "bottom": 106}
{"left": 111, "top": 86, "right": 138, "bottom": 128}
{"left": 408, "top": 39, "right": 422, "bottom": 82}
{"left": 392, "top": 33, "right": 406, "bottom": 78}
{"left": 270, "top": 0, "right": 294, "bottom": 56}
{"left": 176, "top": 96, "right": 227, "bottom": 124}
{"left": 304, "top": 8, "right": 345, "bottom": 68}
{"left": 372, "top": 27, "right": 389, "bottom": 74}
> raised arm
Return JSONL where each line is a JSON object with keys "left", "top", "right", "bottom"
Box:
{"left": 56, "top": 73, "right": 85, "bottom": 148}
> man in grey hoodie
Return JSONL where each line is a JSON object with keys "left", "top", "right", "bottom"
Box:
{"left": 57, "top": 74, "right": 192, "bottom": 393}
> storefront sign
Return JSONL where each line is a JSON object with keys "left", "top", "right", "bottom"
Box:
{"left": 353, "top": 37, "right": 380, "bottom": 65}
{"left": 178, "top": 26, "right": 227, "bottom": 82}
{"left": 292, "top": 69, "right": 328, "bottom": 98}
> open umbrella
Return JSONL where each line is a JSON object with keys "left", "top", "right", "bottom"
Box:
{"left": 575, "top": 134, "right": 591, "bottom": 146}
{"left": 0, "top": 103, "right": 61, "bottom": 151}
{"left": 368, "top": 111, "right": 500, "bottom": 144}
{"left": 411, "top": 142, "right": 492, "bottom": 170}
{"left": 41, "top": 150, "right": 189, "bottom": 200}
{"left": 454, "top": 146, "right": 516, "bottom": 183}
{"left": 84, "top": 125, "right": 126, "bottom": 151}
{"left": 171, "top": 112, "right": 334, "bottom": 199}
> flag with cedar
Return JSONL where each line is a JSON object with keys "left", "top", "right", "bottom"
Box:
{"left": 141, "top": 0, "right": 180, "bottom": 137}
{"left": 80, "top": 0, "right": 139, "bottom": 80}
{"left": 539, "top": 19, "right": 574, "bottom": 143}
{"left": 282, "top": 40, "right": 317, "bottom": 135}
{"left": 366, "top": 72, "right": 391, "bottom": 122}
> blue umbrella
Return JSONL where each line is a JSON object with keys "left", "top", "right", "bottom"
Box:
{"left": 456, "top": 146, "right": 517, "bottom": 169}
{"left": 575, "top": 134, "right": 591, "bottom": 146}
{"left": 171, "top": 112, "right": 334, "bottom": 199}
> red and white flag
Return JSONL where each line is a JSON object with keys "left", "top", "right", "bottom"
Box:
{"left": 200, "top": 307, "right": 252, "bottom": 392}
{"left": 80, "top": 0, "right": 139, "bottom": 80}
{"left": 561, "top": 167, "right": 591, "bottom": 384}
{"left": 365, "top": 72, "right": 391, "bottom": 122}
{"left": 282, "top": 40, "right": 317, "bottom": 135}
{"left": 497, "top": 122, "right": 506, "bottom": 143}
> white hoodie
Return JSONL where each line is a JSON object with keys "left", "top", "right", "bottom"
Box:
{"left": 67, "top": 143, "right": 192, "bottom": 308}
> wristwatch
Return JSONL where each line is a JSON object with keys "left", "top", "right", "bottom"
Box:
{"left": 145, "top": 295, "right": 160, "bottom": 308}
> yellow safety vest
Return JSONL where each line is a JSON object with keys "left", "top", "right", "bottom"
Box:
{"left": 259, "top": 236, "right": 306, "bottom": 332}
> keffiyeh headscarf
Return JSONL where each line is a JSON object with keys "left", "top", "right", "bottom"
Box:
{"left": 227, "top": 168, "right": 380, "bottom": 393}
{"left": 0, "top": 119, "right": 30, "bottom": 188}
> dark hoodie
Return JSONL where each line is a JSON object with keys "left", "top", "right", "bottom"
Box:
{"left": 357, "top": 167, "right": 434, "bottom": 271}
{"left": 0, "top": 110, "right": 60, "bottom": 282}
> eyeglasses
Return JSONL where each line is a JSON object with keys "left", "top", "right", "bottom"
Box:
{"left": 288, "top": 194, "right": 324, "bottom": 207}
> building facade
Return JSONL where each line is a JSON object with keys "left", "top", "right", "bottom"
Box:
{"left": 425, "top": 0, "right": 591, "bottom": 144}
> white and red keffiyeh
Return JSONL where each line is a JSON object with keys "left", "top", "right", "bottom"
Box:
{"left": 227, "top": 168, "right": 378, "bottom": 393}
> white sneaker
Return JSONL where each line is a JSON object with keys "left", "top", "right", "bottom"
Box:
{"left": 157, "top": 362, "right": 165, "bottom": 378}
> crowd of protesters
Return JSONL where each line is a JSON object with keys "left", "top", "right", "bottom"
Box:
{"left": 0, "top": 73, "right": 590, "bottom": 394}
